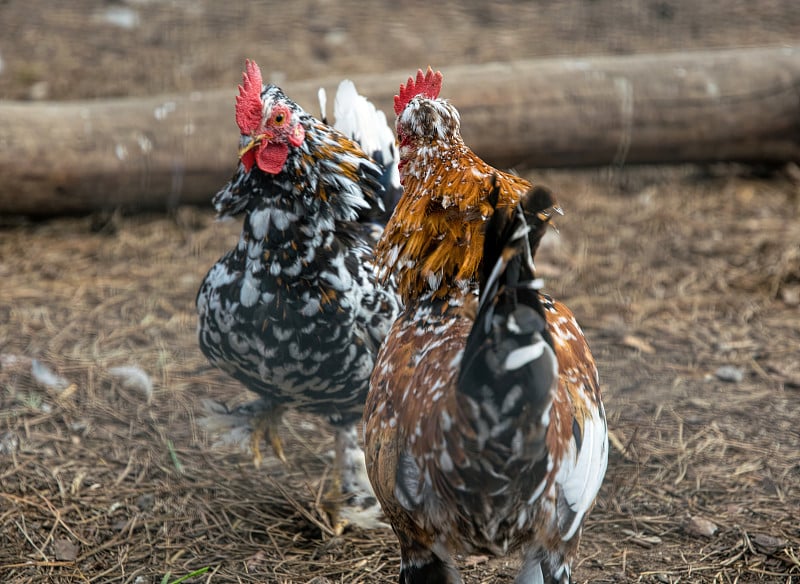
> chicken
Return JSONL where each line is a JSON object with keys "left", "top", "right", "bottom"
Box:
{"left": 196, "top": 60, "right": 401, "bottom": 530}
{"left": 365, "top": 68, "right": 608, "bottom": 583}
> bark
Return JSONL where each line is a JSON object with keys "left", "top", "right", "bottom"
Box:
{"left": 1, "top": 46, "right": 798, "bottom": 215}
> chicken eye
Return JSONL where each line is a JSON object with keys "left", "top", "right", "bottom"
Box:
{"left": 274, "top": 112, "right": 286, "bottom": 125}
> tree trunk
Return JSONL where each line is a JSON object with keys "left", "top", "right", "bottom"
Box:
{"left": 1, "top": 46, "right": 798, "bottom": 216}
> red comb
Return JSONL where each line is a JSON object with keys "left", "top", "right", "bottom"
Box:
{"left": 235, "top": 59, "right": 264, "bottom": 135}
{"left": 394, "top": 67, "right": 443, "bottom": 116}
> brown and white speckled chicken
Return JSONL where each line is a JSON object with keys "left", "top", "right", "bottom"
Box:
{"left": 196, "top": 60, "right": 401, "bottom": 530}
{"left": 365, "top": 69, "right": 608, "bottom": 583}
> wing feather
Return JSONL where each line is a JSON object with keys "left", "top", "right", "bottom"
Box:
{"left": 555, "top": 401, "right": 608, "bottom": 540}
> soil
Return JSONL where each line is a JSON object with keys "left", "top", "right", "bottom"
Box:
{"left": 1, "top": 1, "right": 799, "bottom": 583}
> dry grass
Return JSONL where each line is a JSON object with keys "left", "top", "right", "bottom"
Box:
{"left": 1, "top": 166, "right": 799, "bottom": 583}
{"left": 2, "top": 0, "right": 800, "bottom": 581}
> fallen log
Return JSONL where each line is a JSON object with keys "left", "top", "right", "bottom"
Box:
{"left": 1, "top": 46, "right": 799, "bottom": 215}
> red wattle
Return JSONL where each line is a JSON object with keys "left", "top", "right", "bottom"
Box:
{"left": 255, "top": 142, "right": 289, "bottom": 174}
{"left": 240, "top": 149, "right": 256, "bottom": 172}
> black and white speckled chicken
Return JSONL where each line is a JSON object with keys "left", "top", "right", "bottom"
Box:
{"left": 365, "top": 69, "right": 608, "bottom": 583}
{"left": 196, "top": 60, "right": 401, "bottom": 529}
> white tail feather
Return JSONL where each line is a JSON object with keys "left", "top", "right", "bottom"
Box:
{"left": 318, "top": 87, "right": 328, "bottom": 122}
{"left": 332, "top": 80, "right": 400, "bottom": 192}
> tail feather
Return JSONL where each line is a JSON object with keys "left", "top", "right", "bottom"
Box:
{"left": 478, "top": 181, "right": 560, "bottom": 311}
{"left": 458, "top": 180, "right": 561, "bottom": 482}
{"left": 463, "top": 179, "right": 561, "bottom": 372}
{"left": 329, "top": 80, "right": 402, "bottom": 217}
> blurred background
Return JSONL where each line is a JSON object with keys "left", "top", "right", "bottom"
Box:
{"left": 2, "top": 0, "right": 799, "bottom": 101}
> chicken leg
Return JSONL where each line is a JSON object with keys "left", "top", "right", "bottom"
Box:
{"left": 322, "top": 424, "right": 386, "bottom": 534}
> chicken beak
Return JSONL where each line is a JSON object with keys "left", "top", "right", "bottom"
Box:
{"left": 238, "top": 130, "right": 275, "bottom": 159}
{"left": 238, "top": 134, "right": 263, "bottom": 159}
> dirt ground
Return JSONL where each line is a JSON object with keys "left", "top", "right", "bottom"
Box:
{"left": 1, "top": 1, "right": 800, "bottom": 583}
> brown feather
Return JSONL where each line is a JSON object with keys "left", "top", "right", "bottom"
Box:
{"left": 376, "top": 145, "right": 530, "bottom": 302}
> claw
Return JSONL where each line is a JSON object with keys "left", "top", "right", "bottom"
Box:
{"left": 249, "top": 405, "right": 286, "bottom": 468}
{"left": 250, "top": 427, "right": 264, "bottom": 469}
{"left": 268, "top": 420, "right": 287, "bottom": 464}
{"left": 320, "top": 471, "right": 348, "bottom": 535}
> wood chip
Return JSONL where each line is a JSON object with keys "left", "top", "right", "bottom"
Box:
{"left": 52, "top": 537, "right": 79, "bottom": 561}
{"left": 751, "top": 533, "right": 788, "bottom": 555}
{"left": 685, "top": 516, "right": 718, "bottom": 538}
{"left": 621, "top": 334, "right": 655, "bottom": 354}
